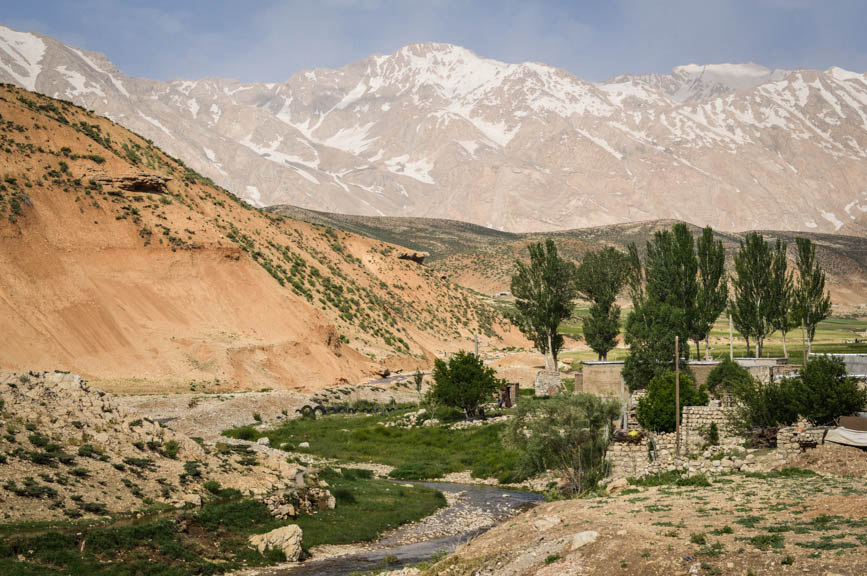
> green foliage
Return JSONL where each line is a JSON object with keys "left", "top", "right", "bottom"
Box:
{"left": 794, "top": 237, "right": 832, "bottom": 353}
{"left": 730, "top": 232, "right": 775, "bottom": 357}
{"left": 790, "top": 355, "right": 867, "bottom": 425}
{"left": 162, "top": 440, "right": 180, "bottom": 459}
{"left": 431, "top": 351, "right": 504, "bottom": 418}
{"left": 637, "top": 371, "right": 708, "bottom": 433}
{"left": 768, "top": 238, "right": 796, "bottom": 356}
{"left": 623, "top": 299, "right": 687, "bottom": 391}
{"left": 694, "top": 227, "right": 727, "bottom": 358}
{"left": 510, "top": 238, "right": 578, "bottom": 366}
{"left": 726, "top": 377, "right": 799, "bottom": 439}
{"left": 505, "top": 394, "right": 620, "bottom": 494}
{"left": 705, "top": 358, "right": 753, "bottom": 396}
{"left": 291, "top": 470, "right": 446, "bottom": 549}
{"left": 575, "top": 247, "right": 628, "bottom": 360}
{"left": 703, "top": 422, "right": 720, "bottom": 447}
{"left": 226, "top": 409, "right": 525, "bottom": 483}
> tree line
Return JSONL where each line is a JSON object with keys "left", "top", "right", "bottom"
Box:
{"left": 510, "top": 224, "right": 832, "bottom": 390}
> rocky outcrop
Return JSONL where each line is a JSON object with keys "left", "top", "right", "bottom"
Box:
{"left": 92, "top": 172, "right": 171, "bottom": 194}
{"left": 0, "top": 371, "right": 303, "bottom": 521}
{"left": 248, "top": 525, "right": 303, "bottom": 562}
{"left": 396, "top": 250, "right": 429, "bottom": 265}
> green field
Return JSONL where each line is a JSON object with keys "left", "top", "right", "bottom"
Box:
{"left": 559, "top": 314, "right": 867, "bottom": 367}
{"left": 224, "top": 408, "right": 526, "bottom": 484}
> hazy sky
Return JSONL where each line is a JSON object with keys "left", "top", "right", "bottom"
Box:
{"left": 3, "top": 0, "right": 866, "bottom": 82}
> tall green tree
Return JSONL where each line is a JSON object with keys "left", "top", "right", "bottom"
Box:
{"left": 430, "top": 351, "right": 503, "bottom": 419}
{"left": 510, "top": 239, "right": 578, "bottom": 369}
{"left": 623, "top": 223, "right": 696, "bottom": 390}
{"left": 730, "top": 232, "right": 775, "bottom": 358}
{"left": 575, "top": 247, "right": 628, "bottom": 360}
{"left": 794, "top": 237, "right": 831, "bottom": 357}
{"left": 769, "top": 239, "right": 795, "bottom": 358}
{"left": 694, "top": 227, "right": 727, "bottom": 359}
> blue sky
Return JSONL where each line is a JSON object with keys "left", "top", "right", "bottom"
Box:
{"left": 3, "top": 1, "right": 866, "bottom": 82}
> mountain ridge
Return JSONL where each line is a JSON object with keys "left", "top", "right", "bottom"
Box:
{"left": 1, "top": 24, "right": 866, "bottom": 236}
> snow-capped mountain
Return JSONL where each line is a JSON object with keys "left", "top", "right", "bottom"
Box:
{"left": 2, "top": 24, "right": 866, "bottom": 234}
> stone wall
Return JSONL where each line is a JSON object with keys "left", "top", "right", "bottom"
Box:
{"left": 776, "top": 425, "right": 829, "bottom": 462}
{"left": 681, "top": 404, "right": 734, "bottom": 452}
{"left": 534, "top": 370, "right": 562, "bottom": 396}
{"left": 580, "top": 362, "right": 624, "bottom": 397}
{"left": 689, "top": 362, "right": 719, "bottom": 386}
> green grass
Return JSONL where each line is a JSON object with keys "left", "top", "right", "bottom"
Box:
{"left": 294, "top": 468, "right": 446, "bottom": 549}
{"left": 223, "top": 410, "right": 527, "bottom": 483}
{"left": 0, "top": 489, "right": 288, "bottom": 575}
{"left": 0, "top": 472, "right": 446, "bottom": 575}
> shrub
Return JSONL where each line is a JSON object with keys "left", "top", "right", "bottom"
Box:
{"left": 702, "top": 422, "right": 720, "bottom": 447}
{"left": 332, "top": 487, "right": 357, "bottom": 505}
{"left": 791, "top": 355, "right": 867, "bottom": 426}
{"left": 505, "top": 393, "right": 620, "bottom": 494}
{"left": 637, "top": 371, "right": 708, "bottom": 433}
{"left": 727, "top": 377, "right": 799, "bottom": 442}
{"left": 706, "top": 358, "right": 752, "bottom": 397}
{"left": 162, "top": 440, "right": 180, "bottom": 459}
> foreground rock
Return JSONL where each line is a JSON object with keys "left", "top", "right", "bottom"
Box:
{"left": 248, "top": 525, "right": 303, "bottom": 562}
{"left": 0, "top": 371, "right": 305, "bottom": 521}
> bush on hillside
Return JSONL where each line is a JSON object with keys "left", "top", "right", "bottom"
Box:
{"left": 706, "top": 358, "right": 753, "bottom": 397}
{"left": 637, "top": 371, "right": 708, "bottom": 433}
{"left": 791, "top": 355, "right": 867, "bottom": 426}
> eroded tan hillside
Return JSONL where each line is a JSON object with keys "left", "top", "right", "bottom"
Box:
{"left": 0, "top": 85, "right": 521, "bottom": 392}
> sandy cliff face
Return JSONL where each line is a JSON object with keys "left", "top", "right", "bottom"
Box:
{"left": 0, "top": 85, "right": 520, "bottom": 392}
{"left": 2, "top": 25, "right": 867, "bottom": 235}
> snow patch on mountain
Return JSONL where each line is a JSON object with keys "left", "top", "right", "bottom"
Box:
{"left": 56, "top": 65, "right": 105, "bottom": 97}
{"left": 0, "top": 26, "right": 45, "bottom": 90}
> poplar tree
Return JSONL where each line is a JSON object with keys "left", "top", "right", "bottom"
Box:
{"left": 794, "top": 237, "right": 831, "bottom": 357}
{"left": 730, "top": 232, "right": 774, "bottom": 357}
{"left": 510, "top": 239, "right": 578, "bottom": 369}
{"left": 769, "top": 239, "right": 795, "bottom": 358}
{"left": 575, "top": 247, "right": 629, "bottom": 360}
{"left": 694, "top": 227, "right": 727, "bottom": 359}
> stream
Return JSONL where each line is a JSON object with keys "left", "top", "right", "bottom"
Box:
{"left": 267, "top": 482, "right": 542, "bottom": 576}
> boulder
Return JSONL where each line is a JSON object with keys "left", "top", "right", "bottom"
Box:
{"left": 257, "top": 437, "right": 270, "bottom": 446}
{"left": 570, "top": 530, "right": 599, "bottom": 550}
{"left": 248, "top": 525, "right": 303, "bottom": 561}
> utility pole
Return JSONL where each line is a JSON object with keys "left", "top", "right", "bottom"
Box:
{"left": 675, "top": 335, "right": 681, "bottom": 458}
{"left": 728, "top": 313, "right": 734, "bottom": 361}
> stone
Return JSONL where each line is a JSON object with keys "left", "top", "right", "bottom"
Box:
{"left": 606, "top": 477, "right": 630, "bottom": 495}
{"left": 248, "top": 525, "right": 303, "bottom": 561}
{"left": 257, "top": 437, "right": 270, "bottom": 446}
{"left": 570, "top": 530, "right": 598, "bottom": 550}
{"left": 298, "top": 441, "right": 310, "bottom": 448}
{"left": 534, "top": 370, "right": 562, "bottom": 396}
{"left": 533, "top": 515, "right": 560, "bottom": 532}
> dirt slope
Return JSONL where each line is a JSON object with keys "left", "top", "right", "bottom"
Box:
{"left": 0, "top": 85, "right": 521, "bottom": 392}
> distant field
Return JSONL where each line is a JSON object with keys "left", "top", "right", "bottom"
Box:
{"left": 559, "top": 314, "right": 867, "bottom": 367}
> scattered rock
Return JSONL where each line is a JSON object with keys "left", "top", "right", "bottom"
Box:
{"left": 257, "top": 437, "right": 270, "bottom": 446}
{"left": 570, "top": 530, "right": 598, "bottom": 550}
{"left": 248, "top": 525, "right": 303, "bottom": 562}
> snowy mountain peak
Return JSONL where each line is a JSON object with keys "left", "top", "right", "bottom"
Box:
{"left": 2, "top": 24, "right": 867, "bottom": 237}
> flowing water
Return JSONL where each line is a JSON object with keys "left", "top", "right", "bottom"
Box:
{"left": 268, "top": 482, "right": 542, "bottom": 576}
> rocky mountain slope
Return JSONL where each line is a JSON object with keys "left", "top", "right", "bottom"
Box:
{"left": 0, "top": 84, "right": 518, "bottom": 392}
{"left": 2, "top": 25, "right": 866, "bottom": 234}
